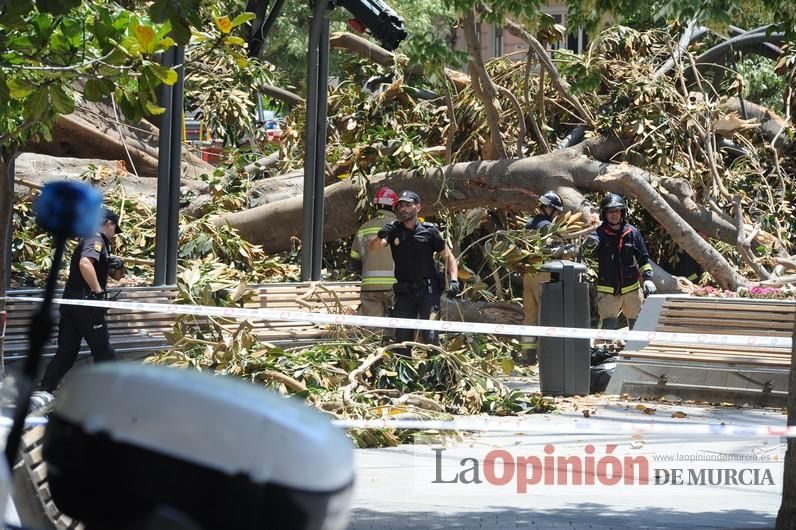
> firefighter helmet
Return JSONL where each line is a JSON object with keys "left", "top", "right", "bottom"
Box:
{"left": 600, "top": 193, "right": 627, "bottom": 222}
{"left": 373, "top": 187, "right": 398, "bottom": 208}
{"left": 538, "top": 191, "right": 564, "bottom": 212}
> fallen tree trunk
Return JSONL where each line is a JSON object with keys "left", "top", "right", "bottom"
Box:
{"left": 24, "top": 101, "right": 213, "bottom": 179}
{"left": 215, "top": 138, "right": 752, "bottom": 289}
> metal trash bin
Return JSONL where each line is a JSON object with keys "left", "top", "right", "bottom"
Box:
{"left": 538, "top": 260, "right": 591, "bottom": 396}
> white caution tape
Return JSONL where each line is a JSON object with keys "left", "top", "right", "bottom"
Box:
{"left": 8, "top": 296, "right": 792, "bottom": 349}
{"left": 4, "top": 415, "right": 793, "bottom": 437}
{"left": 331, "top": 418, "right": 796, "bottom": 437}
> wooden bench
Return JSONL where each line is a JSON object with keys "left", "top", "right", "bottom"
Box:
{"left": 2, "top": 281, "right": 363, "bottom": 366}
{"left": 605, "top": 295, "right": 795, "bottom": 406}
{"left": 3, "top": 285, "right": 179, "bottom": 364}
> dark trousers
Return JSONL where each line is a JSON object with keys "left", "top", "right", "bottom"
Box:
{"left": 392, "top": 285, "right": 441, "bottom": 351}
{"left": 40, "top": 304, "right": 117, "bottom": 392}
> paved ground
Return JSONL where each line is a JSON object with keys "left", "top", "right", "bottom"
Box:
{"left": 347, "top": 379, "right": 787, "bottom": 530}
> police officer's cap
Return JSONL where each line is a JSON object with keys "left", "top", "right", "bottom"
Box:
{"left": 103, "top": 208, "right": 123, "bottom": 234}
{"left": 396, "top": 190, "right": 421, "bottom": 204}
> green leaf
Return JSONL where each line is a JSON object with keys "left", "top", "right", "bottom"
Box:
{"left": 224, "top": 36, "right": 245, "bottom": 47}
{"left": 154, "top": 36, "right": 176, "bottom": 52}
{"left": 49, "top": 85, "right": 74, "bottom": 114}
{"left": 26, "top": 88, "right": 50, "bottom": 120}
{"left": 59, "top": 17, "right": 83, "bottom": 47}
{"left": 83, "top": 78, "right": 114, "bottom": 102}
{"left": 117, "top": 91, "right": 141, "bottom": 122}
{"left": 230, "top": 12, "right": 256, "bottom": 28}
{"left": 145, "top": 99, "right": 166, "bottom": 115}
{"left": 7, "top": 78, "right": 34, "bottom": 99}
{"left": 147, "top": 62, "right": 178, "bottom": 85}
{"left": 499, "top": 358, "right": 515, "bottom": 375}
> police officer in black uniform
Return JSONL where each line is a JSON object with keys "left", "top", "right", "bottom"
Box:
{"left": 368, "top": 190, "right": 458, "bottom": 352}
{"left": 38, "top": 208, "right": 125, "bottom": 395}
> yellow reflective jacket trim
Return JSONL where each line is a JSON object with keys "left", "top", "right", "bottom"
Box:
{"left": 362, "top": 277, "right": 397, "bottom": 285}
{"left": 640, "top": 263, "right": 653, "bottom": 273}
{"left": 357, "top": 226, "right": 383, "bottom": 237}
{"left": 596, "top": 281, "right": 640, "bottom": 294}
{"left": 621, "top": 281, "right": 640, "bottom": 294}
{"left": 687, "top": 273, "right": 698, "bottom": 281}
{"left": 350, "top": 250, "right": 361, "bottom": 260}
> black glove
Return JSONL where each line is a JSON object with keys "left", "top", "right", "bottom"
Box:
{"left": 108, "top": 256, "right": 124, "bottom": 270}
{"left": 376, "top": 220, "right": 401, "bottom": 240}
{"left": 87, "top": 290, "right": 106, "bottom": 300}
{"left": 446, "top": 279, "right": 460, "bottom": 296}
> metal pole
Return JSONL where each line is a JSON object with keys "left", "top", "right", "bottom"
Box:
{"left": 154, "top": 48, "right": 175, "bottom": 286}
{"left": 311, "top": 14, "right": 330, "bottom": 280}
{"left": 301, "top": 1, "right": 326, "bottom": 280}
{"left": 166, "top": 45, "right": 185, "bottom": 285}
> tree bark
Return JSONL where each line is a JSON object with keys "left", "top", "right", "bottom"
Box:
{"left": 776, "top": 310, "right": 796, "bottom": 529}
{"left": 725, "top": 97, "right": 792, "bottom": 148}
{"left": 328, "top": 31, "right": 470, "bottom": 89}
{"left": 25, "top": 104, "right": 213, "bottom": 179}
{"left": 214, "top": 139, "right": 752, "bottom": 289}
{"left": 257, "top": 83, "right": 304, "bottom": 107}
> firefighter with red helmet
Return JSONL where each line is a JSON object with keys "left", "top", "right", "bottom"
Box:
{"left": 520, "top": 191, "right": 564, "bottom": 365}
{"left": 585, "top": 193, "right": 656, "bottom": 330}
{"left": 350, "top": 187, "right": 399, "bottom": 316}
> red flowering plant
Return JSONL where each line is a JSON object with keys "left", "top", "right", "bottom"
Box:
{"left": 690, "top": 285, "right": 796, "bottom": 300}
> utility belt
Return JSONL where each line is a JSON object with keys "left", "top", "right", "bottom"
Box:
{"left": 394, "top": 276, "right": 440, "bottom": 294}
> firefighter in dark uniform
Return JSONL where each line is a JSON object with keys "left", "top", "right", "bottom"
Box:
{"left": 585, "top": 193, "right": 656, "bottom": 330}
{"left": 520, "top": 191, "right": 564, "bottom": 364}
{"left": 38, "top": 208, "right": 125, "bottom": 395}
{"left": 368, "top": 190, "right": 458, "bottom": 352}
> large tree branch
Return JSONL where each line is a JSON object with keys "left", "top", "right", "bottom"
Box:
{"left": 329, "top": 31, "right": 470, "bottom": 89}
{"left": 504, "top": 19, "right": 594, "bottom": 127}
{"left": 463, "top": 10, "right": 506, "bottom": 159}
{"left": 215, "top": 138, "right": 754, "bottom": 286}
{"left": 257, "top": 83, "right": 304, "bottom": 107}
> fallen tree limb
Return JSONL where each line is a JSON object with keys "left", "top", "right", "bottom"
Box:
{"left": 329, "top": 31, "right": 470, "bottom": 89}
{"left": 215, "top": 137, "right": 755, "bottom": 280}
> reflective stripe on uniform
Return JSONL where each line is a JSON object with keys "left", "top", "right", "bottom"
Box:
{"left": 640, "top": 263, "right": 653, "bottom": 273}
{"left": 687, "top": 273, "right": 698, "bottom": 281}
{"left": 350, "top": 250, "right": 361, "bottom": 260}
{"left": 362, "top": 276, "right": 397, "bottom": 286}
{"left": 621, "top": 281, "right": 640, "bottom": 294}
{"left": 357, "top": 226, "right": 383, "bottom": 237}
{"left": 597, "top": 282, "right": 640, "bottom": 294}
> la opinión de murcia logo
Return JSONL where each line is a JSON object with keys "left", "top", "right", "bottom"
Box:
{"left": 431, "top": 445, "right": 777, "bottom": 490}
{"left": 433, "top": 444, "right": 649, "bottom": 490}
